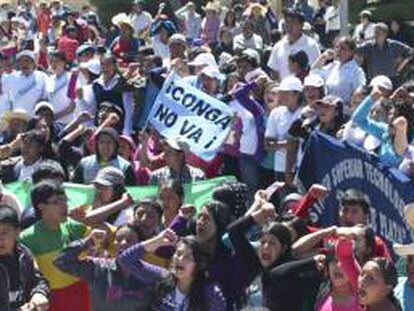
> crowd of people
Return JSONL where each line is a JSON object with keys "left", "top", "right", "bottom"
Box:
{"left": 1, "top": 0, "right": 414, "bottom": 310}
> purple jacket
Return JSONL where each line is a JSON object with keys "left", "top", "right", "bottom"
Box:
{"left": 118, "top": 243, "right": 227, "bottom": 311}
{"left": 233, "top": 81, "right": 267, "bottom": 162}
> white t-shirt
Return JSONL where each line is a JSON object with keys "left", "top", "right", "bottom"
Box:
{"left": 151, "top": 35, "right": 171, "bottom": 67}
{"left": 130, "top": 11, "right": 152, "bottom": 34}
{"left": 47, "top": 72, "right": 74, "bottom": 124}
{"left": 229, "top": 100, "right": 257, "bottom": 156}
{"left": 265, "top": 106, "right": 302, "bottom": 172}
{"left": 3, "top": 70, "right": 48, "bottom": 115}
{"left": 233, "top": 33, "right": 263, "bottom": 51}
{"left": 267, "top": 34, "right": 320, "bottom": 79}
{"left": 74, "top": 84, "right": 96, "bottom": 127}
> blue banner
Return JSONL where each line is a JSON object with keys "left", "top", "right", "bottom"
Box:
{"left": 148, "top": 72, "right": 233, "bottom": 161}
{"left": 298, "top": 132, "right": 414, "bottom": 244}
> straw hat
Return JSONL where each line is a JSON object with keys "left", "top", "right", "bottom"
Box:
{"left": 203, "top": 1, "right": 220, "bottom": 13}
{"left": 0, "top": 109, "right": 29, "bottom": 131}
{"left": 246, "top": 3, "right": 267, "bottom": 17}
{"left": 405, "top": 203, "right": 414, "bottom": 229}
{"left": 111, "top": 13, "right": 134, "bottom": 31}
{"left": 394, "top": 243, "right": 414, "bottom": 257}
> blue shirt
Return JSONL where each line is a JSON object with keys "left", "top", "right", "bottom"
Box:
{"left": 351, "top": 96, "right": 403, "bottom": 167}
{"left": 394, "top": 277, "right": 414, "bottom": 311}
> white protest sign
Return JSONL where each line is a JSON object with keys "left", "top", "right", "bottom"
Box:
{"left": 148, "top": 73, "right": 233, "bottom": 161}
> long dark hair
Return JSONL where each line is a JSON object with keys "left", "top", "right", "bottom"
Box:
{"left": 392, "top": 100, "right": 414, "bottom": 141}
{"left": 368, "top": 257, "right": 402, "bottom": 310}
{"left": 151, "top": 236, "right": 210, "bottom": 311}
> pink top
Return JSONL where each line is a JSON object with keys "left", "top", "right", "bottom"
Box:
{"left": 316, "top": 295, "right": 363, "bottom": 311}
{"left": 316, "top": 239, "right": 363, "bottom": 311}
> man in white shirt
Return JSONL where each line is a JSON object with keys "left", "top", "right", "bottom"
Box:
{"left": 2, "top": 50, "right": 48, "bottom": 115}
{"left": 267, "top": 9, "right": 320, "bottom": 80}
{"left": 265, "top": 76, "right": 303, "bottom": 180}
{"left": 175, "top": 2, "right": 202, "bottom": 41}
{"left": 352, "top": 10, "right": 375, "bottom": 44}
{"left": 233, "top": 20, "right": 264, "bottom": 53}
{"left": 130, "top": 0, "right": 152, "bottom": 37}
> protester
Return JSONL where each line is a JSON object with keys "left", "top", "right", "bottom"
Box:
{"left": 20, "top": 181, "right": 91, "bottom": 311}
{"left": 267, "top": 9, "right": 320, "bottom": 80}
{"left": 149, "top": 136, "right": 205, "bottom": 184}
{"left": 0, "top": 205, "right": 50, "bottom": 311}
{"left": 118, "top": 230, "right": 227, "bottom": 310}
{"left": 357, "top": 22, "right": 414, "bottom": 81}
{"left": 0, "top": 1, "right": 412, "bottom": 310}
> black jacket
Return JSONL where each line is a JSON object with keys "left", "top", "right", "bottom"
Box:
{"left": 0, "top": 244, "right": 50, "bottom": 310}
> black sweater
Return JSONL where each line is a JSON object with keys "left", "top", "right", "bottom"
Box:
{"left": 228, "top": 215, "right": 322, "bottom": 311}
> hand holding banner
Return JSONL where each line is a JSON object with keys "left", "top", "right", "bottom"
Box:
{"left": 148, "top": 72, "right": 233, "bottom": 161}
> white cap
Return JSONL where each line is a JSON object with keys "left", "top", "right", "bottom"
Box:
{"left": 188, "top": 53, "right": 217, "bottom": 68}
{"left": 218, "top": 52, "right": 232, "bottom": 67}
{"left": 394, "top": 243, "right": 414, "bottom": 257}
{"left": 370, "top": 75, "right": 393, "bottom": 91}
{"left": 304, "top": 74, "right": 324, "bottom": 88}
{"left": 80, "top": 58, "right": 102, "bottom": 76}
{"left": 35, "top": 101, "right": 54, "bottom": 113}
{"left": 279, "top": 76, "right": 303, "bottom": 92}
{"left": 405, "top": 203, "right": 414, "bottom": 229}
{"left": 169, "top": 33, "right": 186, "bottom": 44}
{"left": 200, "top": 66, "right": 224, "bottom": 80}
{"left": 16, "top": 50, "right": 36, "bottom": 61}
{"left": 245, "top": 68, "right": 268, "bottom": 83}
{"left": 242, "top": 48, "right": 261, "bottom": 65}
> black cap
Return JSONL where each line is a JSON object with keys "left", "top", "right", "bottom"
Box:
{"left": 284, "top": 8, "right": 305, "bottom": 24}
{"left": 340, "top": 188, "right": 371, "bottom": 214}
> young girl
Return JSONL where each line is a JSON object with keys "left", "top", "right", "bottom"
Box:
{"left": 358, "top": 258, "right": 401, "bottom": 311}
{"left": 315, "top": 239, "right": 363, "bottom": 311}
{"left": 118, "top": 230, "right": 227, "bottom": 311}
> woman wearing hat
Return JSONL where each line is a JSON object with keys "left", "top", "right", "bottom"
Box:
{"left": 0, "top": 109, "right": 29, "bottom": 145}
{"left": 110, "top": 13, "right": 141, "bottom": 65}
{"left": 200, "top": 1, "right": 221, "bottom": 46}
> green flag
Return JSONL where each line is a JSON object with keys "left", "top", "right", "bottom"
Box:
{"left": 5, "top": 176, "right": 236, "bottom": 212}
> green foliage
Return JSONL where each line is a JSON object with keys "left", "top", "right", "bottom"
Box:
{"left": 349, "top": 0, "right": 414, "bottom": 23}
{"left": 89, "top": 0, "right": 133, "bottom": 26}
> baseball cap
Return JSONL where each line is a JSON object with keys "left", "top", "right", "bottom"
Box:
{"left": 359, "top": 10, "right": 372, "bottom": 18}
{"left": 80, "top": 58, "right": 102, "bottom": 76}
{"left": 304, "top": 74, "right": 325, "bottom": 88}
{"left": 169, "top": 33, "right": 187, "bottom": 45}
{"left": 340, "top": 188, "right": 371, "bottom": 212}
{"left": 35, "top": 101, "right": 54, "bottom": 114}
{"left": 76, "top": 44, "right": 95, "bottom": 57}
{"left": 165, "top": 136, "right": 190, "bottom": 153}
{"left": 16, "top": 50, "right": 35, "bottom": 61}
{"left": 241, "top": 48, "right": 261, "bottom": 65}
{"left": 93, "top": 167, "right": 125, "bottom": 187}
{"left": 315, "top": 95, "right": 342, "bottom": 108}
{"left": 370, "top": 75, "right": 393, "bottom": 91}
{"left": 284, "top": 8, "right": 305, "bottom": 24}
{"left": 200, "top": 65, "right": 224, "bottom": 80}
{"left": 279, "top": 76, "right": 303, "bottom": 92}
{"left": 188, "top": 53, "right": 217, "bottom": 68}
